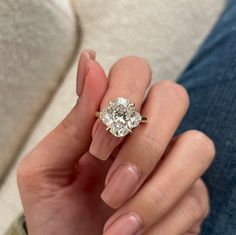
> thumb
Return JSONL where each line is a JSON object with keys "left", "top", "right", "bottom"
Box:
{"left": 20, "top": 50, "right": 108, "bottom": 172}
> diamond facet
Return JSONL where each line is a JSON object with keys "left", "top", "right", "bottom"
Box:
{"left": 100, "top": 97, "right": 142, "bottom": 137}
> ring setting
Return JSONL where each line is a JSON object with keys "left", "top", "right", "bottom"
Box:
{"left": 95, "top": 97, "right": 147, "bottom": 137}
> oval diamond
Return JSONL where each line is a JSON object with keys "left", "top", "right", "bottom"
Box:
{"left": 100, "top": 97, "right": 142, "bottom": 137}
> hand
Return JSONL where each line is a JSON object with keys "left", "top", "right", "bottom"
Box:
{"left": 17, "top": 52, "right": 215, "bottom": 235}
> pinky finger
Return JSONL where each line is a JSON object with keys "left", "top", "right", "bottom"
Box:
{"left": 146, "top": 179, "right": 209, "bottom": 235}
{"left": 183, "top": 221, "right": 203, "bottom": 235}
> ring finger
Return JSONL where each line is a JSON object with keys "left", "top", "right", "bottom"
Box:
{"left": 89, "top": 56, "right": 151, "bottom": 160}
{"left": 101, "top": 80, "right": 189, "bottom": 208}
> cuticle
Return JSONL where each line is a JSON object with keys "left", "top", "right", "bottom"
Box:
{"left": 128, "top": 211, "right": 144, "bottom": 229}
{"left": 122, "top": 161, "right": 143, "bottom": 179}
{"left": 105, "top": 211, "right": 143, "bottom": 233}
{"left": 106, "top": 161, "right": 142, "bottom": 187}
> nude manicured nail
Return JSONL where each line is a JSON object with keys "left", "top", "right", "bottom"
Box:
{"left": 89, "top": 122, "right": 123, "bottom": 160}
{"left": 104, "top": 212, "right": 142, "bottom": 235}
{"left": 77, "top": 49, "right": 96, "bottom": 96}
{"left": 101, "top": 163, "right": 141, "bottom": 208}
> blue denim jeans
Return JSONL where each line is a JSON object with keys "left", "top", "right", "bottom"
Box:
{"left": 176, "top": 1, "right": 236, "bottom": 234}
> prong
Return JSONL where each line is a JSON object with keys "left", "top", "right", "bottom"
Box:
{"left": 106, "top": 127, "right": 111, "bottom": 131}
{"left": 141, "top": 116, "right": 148, "bottom": 123}
{"left": 95, "top": 112, "right": 100, "bottom": 118}
{"left": 128, "top": 128, "right": 132, "bottom": 133}
{"left": 130, "top": 102, "right": 135, "bottom": 107}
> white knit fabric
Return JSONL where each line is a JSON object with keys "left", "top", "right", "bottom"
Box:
{"left": 0, "top": 0, "right": 77, "bottom": 179}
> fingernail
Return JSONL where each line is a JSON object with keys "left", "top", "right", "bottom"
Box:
{"left": 89, "top": 122, "right": 123, "bottom": 160}
{"left": 101, "top": 163, "right": 141, "bottom": 208}
{"left": 104, "top": 212, "right": 142, "bottom": 235}
{"left": 77, "top": 49, "right": 96, "bottom": 96}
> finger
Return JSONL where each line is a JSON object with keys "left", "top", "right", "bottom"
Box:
{"left": 101, "top": 81, "right": 189, "bottom": 208}
{"left": 103, "top": 130, "right": 215, "bottom": 235}
{"left": 184, "top": 222, "right": 202, "bottom": 235}
{"left": 146, "top": 179, "right": 209, "bottom": 235}
{"left": 89, "top": 56, "right": 151, "bottom": 160}
{"left": 18, "top": 51, "right": 108, "bottom": 178}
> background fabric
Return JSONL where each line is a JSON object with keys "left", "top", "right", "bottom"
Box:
{"left": 0, "top": 0, "right": 78, "bottom": 180}
{"left": 177, "top": 1, "right": 236, "bottom": 233}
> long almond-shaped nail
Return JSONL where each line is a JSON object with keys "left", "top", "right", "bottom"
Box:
{"left": 89, "top": 121, "right": 123, "bottom": 160}
{"left": 77, "top": 49, "right": 96, "bottom": 96}
{"left": 104, "top": 212, "right": 142, "bottom": 235}
{"left": 101, "top": 163, "right": 141, "bottom": 208}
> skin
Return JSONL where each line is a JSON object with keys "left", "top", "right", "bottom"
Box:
{"left": 17, "top": 52, "right": 215, "bottom": 235}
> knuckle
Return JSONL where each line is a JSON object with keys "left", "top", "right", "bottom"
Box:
{"left": 110, "top": 56, "right": 152, "bottom": 83}
{"left": 117, "top": 56, "right": 151, "bottom": 72}
{"left": 183, "top": 130, "right": 216, "bottom": 163}
{"left": 17, "top": 153, "right": 47, "bottom": 189}
{"left": 17, "top": 156, "right": 61, "bottom": 198}
{"left": 184, "top": 189, "right": 207, "bottom": 223}
{"left": 55, "top": 107, "right": 82, "bottom": 142}
{"left": 57, "top": 110, "right": 77, "bottom": 137}
{"left": 137, "top": 133, "right": 163, "bottom": 157}
{"left": 147, "top": 184, "right": 172, "bottom": 211}
{"left": 194, "top": 180, "right": 210, "bottom": 217}
{"left": 152, "top": 81, "right": 189, "bottom": 108}
{"left": 188, "top": 197, "right": 205, "bottom": 222}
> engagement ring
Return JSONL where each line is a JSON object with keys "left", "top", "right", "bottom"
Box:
{"left": 95, "top": 97, "right": 147, "bottom": 137}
